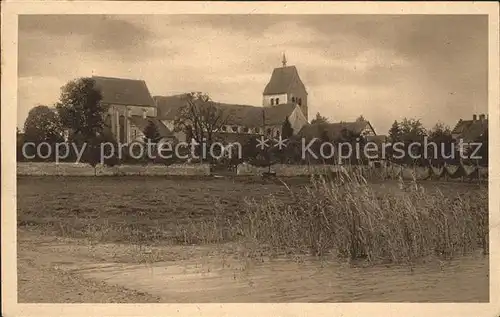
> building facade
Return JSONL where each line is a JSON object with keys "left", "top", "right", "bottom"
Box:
{"left": 154, "top": 56, "right": 309, "bottom": 143}
{"left": 95, "top": 57, "right": 381, "bottom": 149}
{"left": 92, "top": 76, "right": 171, "bottom": 144}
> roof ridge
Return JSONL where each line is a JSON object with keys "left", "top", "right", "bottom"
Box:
{"left": 92, "top": 75, "right": 146, "bottom": 82}
{"left": 217, "top": 102, "right": 260, "bottom": 108}
{"left": 153, "top": 93, "right": 191, "bottom": 99}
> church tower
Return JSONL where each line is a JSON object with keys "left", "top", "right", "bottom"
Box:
{"left": 262, "top": 53, "right": 308, "bottom": 121}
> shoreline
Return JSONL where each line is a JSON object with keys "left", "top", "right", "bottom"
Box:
{"left": 17, "top": 228, "right": 489, "bottom": 303}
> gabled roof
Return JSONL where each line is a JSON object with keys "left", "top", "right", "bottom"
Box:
{"left": 128, "top": 115, "right": 173, "bottom": 137}
{"left": 452, "top": 119, "right": 488, "bottom": 142}
{"left": 92, "top": 76, "right": 155, "bottom": 107}
{"left": 366, "top": 135, "right": 388, "bottom": 145}
{"left": 263, "top": 66, "right": 307, "bottom": 95}
{"left": 154, "top": 94, "right": 191, "bottom": 120}
{"left": 299, "top": 121, "right": 375, "bottom": 141}
{"left": 155, "top": 94, "right": 297, "bottom": 128}
{"left": 262, "top": 103, "right": 297, "bottom": 126}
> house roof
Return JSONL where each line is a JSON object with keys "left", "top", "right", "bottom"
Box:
{"left": 92, "top": 76, "right": 156, "bottom": 107}
{"left": 154, "top": 94, "right": 191, "bottom": 120}
{"left": 155, "top": 94, "right": 297, "bottom": 128}
{"left": 263, "top": 66, "right": 307, "bottom": 95}
{"left": 452, "top": 119, "right": 488, "bottom": 142}
{"left": 366, "top": 135, "right": 388, "bottom": 145}
{"left": 299, "top": 121, "right": 375, "bottom": 140}
{"left": 128, "top": 115, "right": 173, "bottom": 138}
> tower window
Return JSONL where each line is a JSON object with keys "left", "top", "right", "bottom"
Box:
{"left": 271, "top": 98, "right": 274, "bottom": 106}
{"left": 291, "top": 97, "right": 295, "bottom": 103}
{"left": 267, "top": 128, "right": 272, "bottom": 135}
{"left": 232, "top": 126, "right": 239, "bottom": 132}
{"left": 276, "top": 98, "right": 280, "bottom": 105}
{"left": 298, "top": 98, "right": 302, "bottom": 106}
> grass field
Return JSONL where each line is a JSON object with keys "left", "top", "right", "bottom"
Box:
{"left": 17, "top": 175, "right": 488, "bottom": 264}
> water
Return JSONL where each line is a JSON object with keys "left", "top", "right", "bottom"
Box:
{"left": 57, "top": 253, "right": 489, "bottom": 302}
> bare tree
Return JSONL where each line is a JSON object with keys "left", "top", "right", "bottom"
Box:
{"left": 174, "top": 92, "right": 229, "bottom": 144}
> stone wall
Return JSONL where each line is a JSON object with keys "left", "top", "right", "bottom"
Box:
{"left": 17, "top": 162, "right": 211, "bottom": 176}
{"left": 18, "top": 162, "right": 487, "bottom": 180}
{"left": 236, "top": 163, "right": 342, "bottom": 176}
{"left": 17, "top": 162, "right": 96, "bottom": 176}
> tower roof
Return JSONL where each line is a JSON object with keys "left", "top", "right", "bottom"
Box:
{"left": 263, "top": 65, "right": 307, "bottom": 96}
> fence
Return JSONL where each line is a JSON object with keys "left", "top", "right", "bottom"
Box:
{"left": 236, "top": 163, "right": 488, "bottom": 180}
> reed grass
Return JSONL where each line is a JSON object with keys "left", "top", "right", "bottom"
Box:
{"left": 219, "top": 171, "right": 488, "bottom": 264}
{"left": 18, "top": 173, "right": 488, "bottom": 265}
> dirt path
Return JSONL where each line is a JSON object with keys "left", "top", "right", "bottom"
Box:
{"left": 17, "top": 230, "right": 161, "bottom": 303}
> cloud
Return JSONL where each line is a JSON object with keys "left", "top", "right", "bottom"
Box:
{"left": 18, "top": 15, "right": 173, "bottom": 78}
{"left": 17, "top": 14, "right": 488, "bottom": 135}
{"left": 19, "top": 15, "right": 155, "bottom": 54}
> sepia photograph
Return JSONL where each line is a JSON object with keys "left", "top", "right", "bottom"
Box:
{"left": 2, "top": 1, "right": 499, "bottom": 316}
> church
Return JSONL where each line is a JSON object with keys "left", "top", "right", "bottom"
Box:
{"left": 95, "top": 54, "right": 378, "bottom": 146}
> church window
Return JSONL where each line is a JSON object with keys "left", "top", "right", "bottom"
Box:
{"left": 271, "top": 98, "right": 274, "bottom": 106}
{"left": 298, "top": 98, "right": 302, "bottom": 106}
{"left": 276, "top": 130, "right": 280, "bottom": 138}
{"left": 232, "top": 126, "right": 238, "bottom": 132}
{"left": 221, "top": 126, "right": 227, "bottom": 132}
{"left": 276, "top": 98, "right": 280, "bottom": 105}
{"left": 291, "top": 97, "right": 295, "bottom": 103}
{"left": 243, "top": 127, "right": 249, "bottom": 133}
{"left": 267, "top": 128, "right": 272, "bottom": 135}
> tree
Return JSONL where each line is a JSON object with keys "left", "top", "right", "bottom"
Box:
{"left": 174, "top": 92, "right": 229, "bottom": 162}
{"left": 281, "top": 117, "right": 294, "bottom": 139}
{"left": 174, "top": 92, "right": 228, "bottom": 143}
{"left": 55, "top": 77, "right": 109, "bottom": 166}
{"left": 23, "top": 105, "right": 63, "bottom": 143}
{"left": 143, "top": 120, "right": 161, "bottom": 143}
{"left": 399, "top": 118, "right": 426, "bottom": 142}
{"left": 56, "top": 77, "right": 106, "bottom": 140}
{"left": 250, "top": 139, "right": 281, "bottom": 174}
{"left": 388, "top": 120, "right": 402, "bottom": 143}
{"left": 310, "top": 112, "right": 329, "bottom": 125}
{"left": 427, "top": 123, "right": 455, "bottom": 166}
{"left": 396, "top": 118, "right": 427, "bottom": 165}
{"left": 242, "top": 137, "right": 259, "bottom": 163}
{"left": 356, "top": 115, "right": 366, "bottom": 122}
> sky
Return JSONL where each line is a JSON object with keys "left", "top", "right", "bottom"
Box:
{"left": 18, "top": 14, "right": 488, "bottom": 134}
